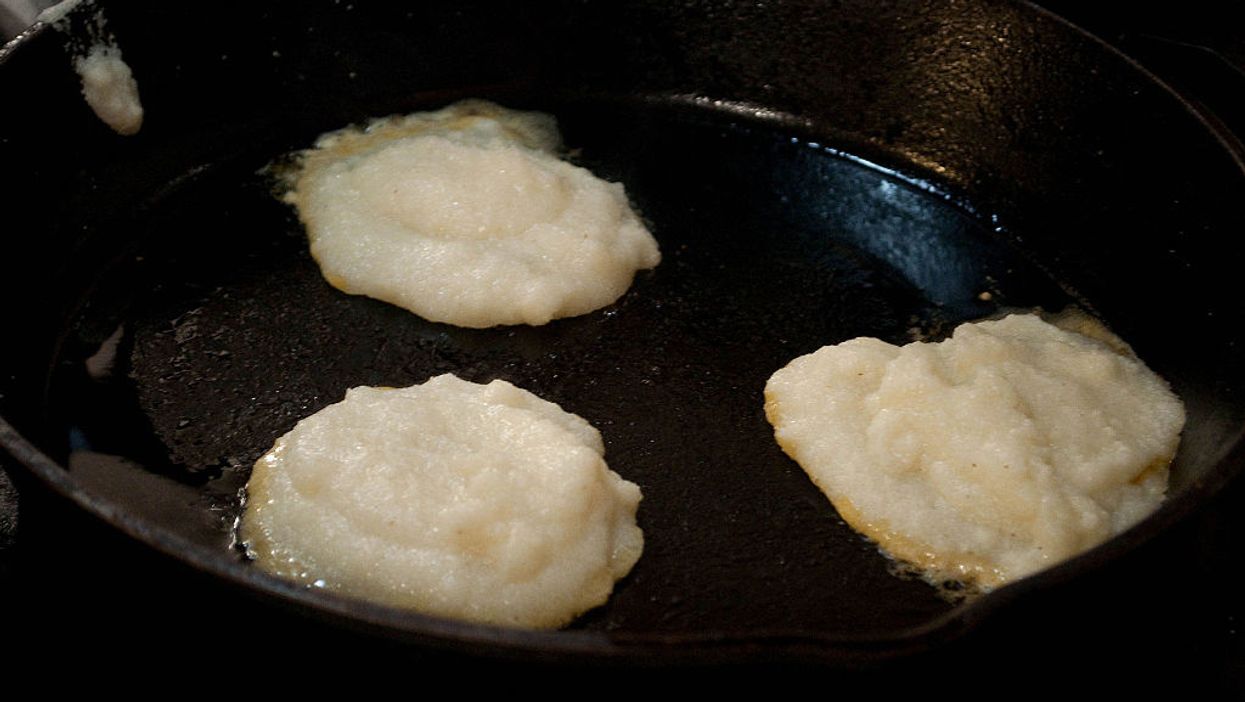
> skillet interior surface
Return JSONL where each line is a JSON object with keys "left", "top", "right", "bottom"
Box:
{"left": 3, "top": 0, "right": 1245, "bottom": 661}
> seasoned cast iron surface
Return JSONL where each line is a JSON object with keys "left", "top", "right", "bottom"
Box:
{"left": 45, "top": 100, "right": 1074, "bottom": 635}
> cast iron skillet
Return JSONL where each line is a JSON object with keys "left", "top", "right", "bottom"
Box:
{"left": 2, "top": 0, "right": 1243, "bottom": 663}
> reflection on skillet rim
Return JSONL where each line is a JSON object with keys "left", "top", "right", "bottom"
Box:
{"left": 2, "top": 1, "right": 1244, "bottom": 662}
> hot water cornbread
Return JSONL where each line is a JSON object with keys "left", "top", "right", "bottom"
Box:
{"left": 285, "top": 100, "right": 661, "bottom": 328}
{"left": 239, "top": 374, "right": 644, "bottom": 628}
{"left": 764, "top": 313, "right": 1185, "bottom": 590}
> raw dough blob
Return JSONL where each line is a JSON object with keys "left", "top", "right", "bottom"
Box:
{"left": 39, "top": 0, "right": 144, "bottom": 136}
{"left": 764, "top": 313, "right": 1185, "bottom": 590}
{"left": 239, "top": 374, "right": 644, "bottom": 628}
{"left": 286, "top": 100, "right": 661, "bottom": 328}
{"left": 74, "top": 45, "right": 143, "bottom": 136}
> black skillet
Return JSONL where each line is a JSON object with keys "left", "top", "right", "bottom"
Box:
{"left": 2, "top": 0, "right": 1243, "bottom": 666}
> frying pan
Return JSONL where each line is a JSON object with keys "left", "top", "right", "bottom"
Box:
{"left": 2, "top": 0, "right": 1243, "bottom": 668}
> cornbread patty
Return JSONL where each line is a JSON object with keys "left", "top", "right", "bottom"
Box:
{"left": 764, "top": 313, "right": 1184, "bottom": 590}
{"left": 240, "top": 374, "right": 644, "bottom": 628}
{"left": 286, "top": 100, "right": 661, "bottom": 328}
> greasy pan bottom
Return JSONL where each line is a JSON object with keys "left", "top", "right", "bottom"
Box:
{"left": 48, "top": 97, "right": 1082, "bottom": 637}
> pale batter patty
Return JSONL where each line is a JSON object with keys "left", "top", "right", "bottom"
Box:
{"left": 285, "top": 100, "right": 661, "bottom": 328}
{"left": 239, "top": 374, "right": 644, "bottom": 628}
{"left": 764, "top": 313, "right": 1185, "bottom": 590}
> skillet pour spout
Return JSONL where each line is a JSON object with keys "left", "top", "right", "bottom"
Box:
{"left": 1, "top": 0, "right": 1243, "bottom": 669}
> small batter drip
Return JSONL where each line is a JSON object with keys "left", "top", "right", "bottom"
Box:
{"left": 39, "top": 0, "right": 144, "bottom": 136}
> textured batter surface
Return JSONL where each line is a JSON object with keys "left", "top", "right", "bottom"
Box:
{"left": 286, "top": 100, "right": 661, "bottom": 328}
{"left": 764, "top": 313, "right": 1185, "bottom": 589}
{"left": 239, "top": 374, "right": 644, "bottom": 628}
{"left": 74, "top": 45, "right": 143, "bottom": 136}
